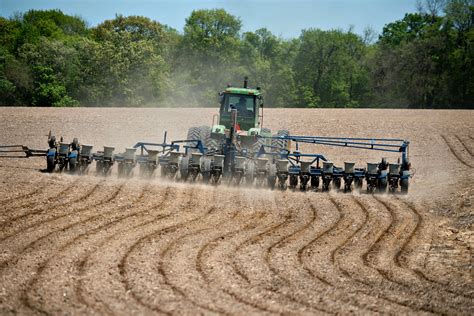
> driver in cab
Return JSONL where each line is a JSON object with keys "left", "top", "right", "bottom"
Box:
{"left": 235, "top": 96, "right": 251, "bottom": 117}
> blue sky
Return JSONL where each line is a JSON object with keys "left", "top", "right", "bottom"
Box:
{"left": 1, "top": 0, "right": 418, "bottom": 38}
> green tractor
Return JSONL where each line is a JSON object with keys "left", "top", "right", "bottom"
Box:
{"left": 186, "top": 77, "right": 289, "bottom": 157}
{"left": 181, "top": 77, "right": 290, "bottom": 185}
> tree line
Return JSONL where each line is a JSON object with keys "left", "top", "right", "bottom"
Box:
{"left": 0, "top": 0, "right": 472, "bottom": 108}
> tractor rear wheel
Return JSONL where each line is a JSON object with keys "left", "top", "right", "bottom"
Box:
{"left": 253, "top": 137, "right": 266, "bottom": 155}
{"left": 186, "top": 127, "right": 201, "bottom": 154}
{"left": 272, "top": 130, "right": 290, "bottom": 152}
{"left": 199, "top": 126, "right": 219, "bottom": 152}
{"left": 251, "top": 127, "right": 271, "bottom": 154}
{"left": 187, "top": 126, "right": 217, "bottom": 154}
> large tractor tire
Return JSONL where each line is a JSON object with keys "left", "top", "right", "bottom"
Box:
{"left": 253, "top": 138, "right": 266, "bottom": 154}
{"left": 186, "top": 127, "right": 201, "bottom": 155}
{"left": 187, "top": 126, "right": 217, "bottom": 154}
{"left": 253, "top": 127, "right": 272, "bottom": 154}
{"left": 272, "top": 130, "right": 290, "bottom": 153}
{"left": 199, "top": 125, "right": 219, "bottom": 152}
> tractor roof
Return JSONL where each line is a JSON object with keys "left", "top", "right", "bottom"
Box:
{"left": 224, "top": 87, "right": 261, "bottom": 96}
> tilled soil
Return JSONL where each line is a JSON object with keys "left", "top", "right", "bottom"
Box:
{"left": 0, "top": 108, "right": 473, "bottom": 315}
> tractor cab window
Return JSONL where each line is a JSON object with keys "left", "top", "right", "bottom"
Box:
{"left": 222, "top": 94, "right": 255, "bottom": 118}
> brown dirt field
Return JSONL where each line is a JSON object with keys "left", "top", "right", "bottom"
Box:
{"left": 0, "top": 107, "right": 473, "bottom": 315}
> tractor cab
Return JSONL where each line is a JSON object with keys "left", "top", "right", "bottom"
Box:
{"left": 218, "top": 87, "right": 262, "bottom": 131}
{"left": 210, "top": 77, "right": 271, "bottom": 152}
{"left": 215, "top": 77, "right": 263, "bottom": 133}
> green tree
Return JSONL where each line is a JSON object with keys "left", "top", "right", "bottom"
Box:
{"left": 12, "top": 9, "right": 87, "bottom": 52}
{"left": 240, "top": 29, "right": 299, "bottom": 107}
{"left": 0, "top": 7, "right": 471, "bottom": 108}
{"left": 444, "top": 0, "right": 474, "bottom": 106}
{"left": 173, "top": 9, "right": 242, "bottom": 106}
{"left": 30, "top": 65, "right": 78, "bottom": 106}
{"left": 90, "top": 15, "right": 169, "bottom": 106}
{"left": 18, "top": 38, "right": 80, "bottom": 106}
{"left": 374, "top": 0, "right": 473, "bottom": 108}
{"left": 293, "top": 29, "right": 369, "bottom": 107}
{"left": 0, "top": 49, "right": 17, "bottom": 106}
